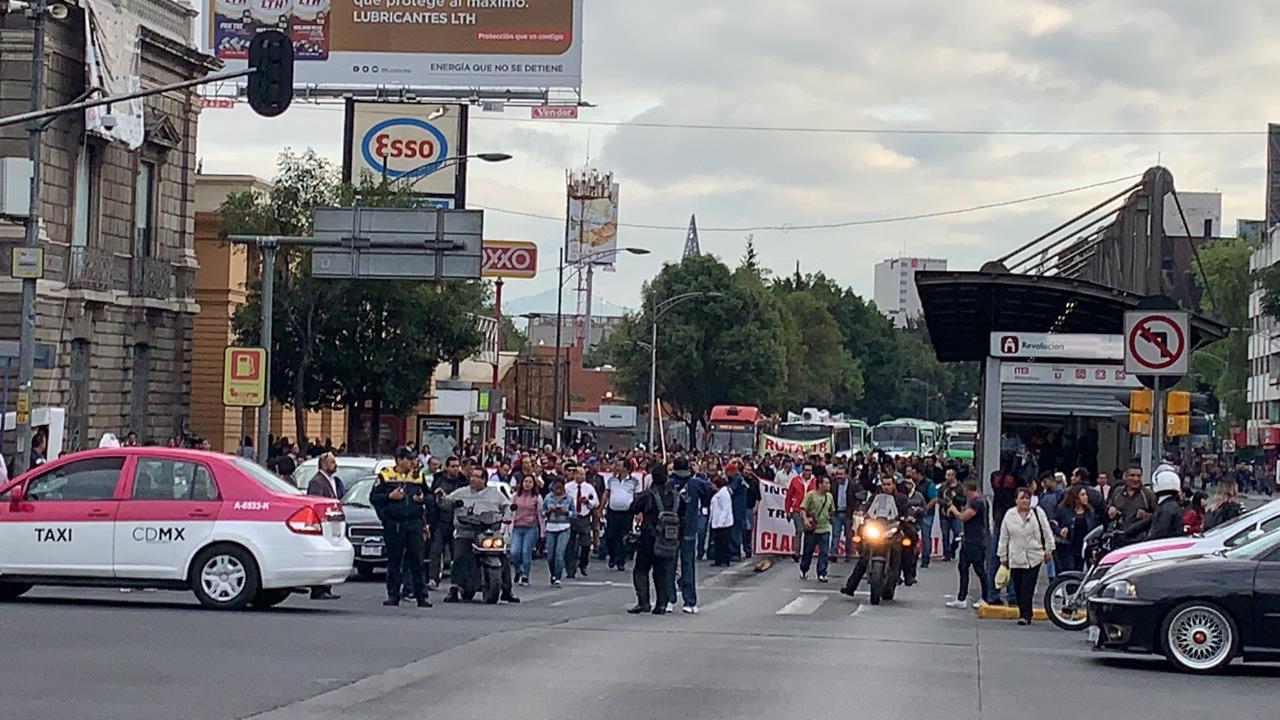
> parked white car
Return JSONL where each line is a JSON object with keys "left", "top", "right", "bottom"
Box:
{"left": 1099, "top": 497, "right": 1280, "bottom": 575}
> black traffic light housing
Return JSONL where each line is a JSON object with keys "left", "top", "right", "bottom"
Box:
{"left": 247, "top": 30, "right": 294, "bottom": 118}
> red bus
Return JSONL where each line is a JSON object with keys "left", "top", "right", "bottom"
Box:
{"left": 706, "top": 405, "right": 763, "bottom": 455}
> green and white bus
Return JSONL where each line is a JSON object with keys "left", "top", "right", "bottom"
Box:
{"left": 871, "top": 418, "right": 944, "bottom": 458}
{"left": 774, "top": 408, "right": 872, "bottom": 458}
{"left": 943, "top": 420, "right": 978, "bottom": 460}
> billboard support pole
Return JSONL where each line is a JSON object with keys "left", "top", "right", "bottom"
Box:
{"left": 552, "top": 248, "right": 565, "bottom": 450}
{"left": 490, "top": 278, "right": 502, "bottom": 441}
{"left": 582, "top": 262, "right": 594, "bottom": 356}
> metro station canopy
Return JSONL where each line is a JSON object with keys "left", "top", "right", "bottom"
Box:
{"left": 916, "top": 271, "right": 1229, "bottom": 362}
{"left": 916, "top": 166, "right": 1230, "bottom": 362}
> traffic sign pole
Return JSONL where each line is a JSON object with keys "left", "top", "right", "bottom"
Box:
{"left": 1125, "top": 297, "right": 1190, "bottom": 473}
{"left": 257, "top": 241, "right": 276, "bottom": 464}
{"left": 1152, "top": 376, "right": 1165, "bottom": 467}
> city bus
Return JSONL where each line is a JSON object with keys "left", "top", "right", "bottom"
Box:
{"left": 872, "top": 418, "right": 944, "bottom": 457}
{"left": 771, "top": 408, "right": 870, "bottom": 459}
{"left": 706, "top": 405, "right": 763, "bottom": 455}
{"left": 943, "top": 420, "right": 978, "bottom": 460}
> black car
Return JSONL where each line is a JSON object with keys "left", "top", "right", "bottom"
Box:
{"left": 1088, "top": 527, "right": 1280, "bottom": 673}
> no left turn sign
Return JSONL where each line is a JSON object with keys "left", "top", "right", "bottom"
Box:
{"left": 1124, "top": 310, "right": 1189, "bottom": 376}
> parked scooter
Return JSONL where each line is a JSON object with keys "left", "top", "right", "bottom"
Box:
{"left": 1042, "top": 523, "right": 1125, "bottom": 630}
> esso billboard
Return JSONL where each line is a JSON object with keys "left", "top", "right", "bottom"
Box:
{"left": 361, "top": 118, "right": 449, "bottom": 179}
{"left": 344, "top": 102, "right": 465, "bottom": 201}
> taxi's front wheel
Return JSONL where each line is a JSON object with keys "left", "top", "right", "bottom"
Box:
{"left": 191, "top": 544, "right": 260, "bottom": 611}
{"left": 0, "top": 582, "right": 32, "bottom": 601}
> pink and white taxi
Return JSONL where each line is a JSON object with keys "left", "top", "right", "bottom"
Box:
{"left": 0, "top": 448, "right": 353, "bottom": 610}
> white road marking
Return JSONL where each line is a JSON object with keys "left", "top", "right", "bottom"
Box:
{"left": 700, "top": 591, "right": 746, "bottom": 612}
{"left": 776, "top": 595, "right": 825, "bottom": 615}
{"left": 850, "top": 604, "right": 869, "bottom": 617}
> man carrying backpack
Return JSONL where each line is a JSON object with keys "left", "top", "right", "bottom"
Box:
{"left": 628, "top": 462, "right": 680, "bottom": 615}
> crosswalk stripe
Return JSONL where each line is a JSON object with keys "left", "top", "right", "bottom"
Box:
{"left": 776, "top": 595, "right": 825, "bottom": 615}
{"left": 700, "top": 591, "right": 746, "bottom": 612}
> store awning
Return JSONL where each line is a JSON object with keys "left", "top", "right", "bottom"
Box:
{"left": 915, "top": 271, "right": 1230, "bottom": 362}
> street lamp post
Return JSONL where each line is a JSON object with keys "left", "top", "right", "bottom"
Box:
{"left": 380, "top": 152, "right": 513, "bottom": 195}
{"left": 550, "top": 246, "right": 649, "bottom": 449}
{"left": 904, "top": 377, "right": 934, "bottom": 420}
{"left": 647, "top": 291, "right": 723, "bottom": 451}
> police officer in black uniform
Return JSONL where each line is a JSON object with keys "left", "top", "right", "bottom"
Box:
{"left": 371, "top": 447, "right": 431, "bottom": 608}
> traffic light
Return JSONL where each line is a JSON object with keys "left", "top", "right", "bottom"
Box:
{"left": 1128, "top": 390, "right": 1192, "bottom": 437}
{"left": 247, "top": 30, "right": 294, "bottom": 118}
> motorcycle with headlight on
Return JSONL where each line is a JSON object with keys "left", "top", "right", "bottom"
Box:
{"left": 853, "top": 493, "right": 910, "bottom": 605}
{"left": 454, "top": 506, "right": 508, "bottom": 605}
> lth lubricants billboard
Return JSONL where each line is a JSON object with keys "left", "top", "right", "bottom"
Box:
{"left": 208, "top": 0, "right": 583, "bottom": 89}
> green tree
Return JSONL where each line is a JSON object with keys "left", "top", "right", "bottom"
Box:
{"left": 603, "top": 254, "right": 790, "bottom": 446}
{"left": 224, "top": 149, "right": 343, "bottom": 446}
{"left": 776, "top": 290, "right": 864, "bottom": 409}
{"left": 1192, "top": 237, "right": 1251, "bottom": 421}
{"left": 499, "top": 315, "right": 528, "bottom": 355}
{"left": 228, "top": 149, "right": 485, "bottom": 451}
{"left": 772, "top": 272, "right": 901, "bottom": 420}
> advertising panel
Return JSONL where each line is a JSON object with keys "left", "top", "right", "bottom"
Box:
{"left": 566, "top": 182, "right": 619, "bottom": 266}
{"left": 342, "top": 102, "right": 467, "bottom": 204}
{"left": 482, "top": 240, "right": 539, "bottom": 278}
{"left": 207, "top": 0, "right": 583, "bottom": 89}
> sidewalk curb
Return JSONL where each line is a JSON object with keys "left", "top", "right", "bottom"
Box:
{"left": 975, "top": 603, "right": 1048, "bottom": 621}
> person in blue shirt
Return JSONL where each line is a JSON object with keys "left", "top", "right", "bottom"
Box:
{"left": 918, "top": 467, "right": 938, "bottom": 568}
{"left": 728, "top": 462, "right": 748, "bottom": 561}
{"left": 667, "top": 456, "right": 713, "bottom": 614}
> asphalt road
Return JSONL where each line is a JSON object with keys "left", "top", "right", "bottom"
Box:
{"left": 5, "top": 554, "right": 1278, "bottom": 720}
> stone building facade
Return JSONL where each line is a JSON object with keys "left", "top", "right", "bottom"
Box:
{"left": 0, "top": 0, "right": 217, "bottom": 451}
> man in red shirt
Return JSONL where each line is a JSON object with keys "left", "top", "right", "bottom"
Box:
{"left": 786, "top": 462, "right": 815, "bottom": 562}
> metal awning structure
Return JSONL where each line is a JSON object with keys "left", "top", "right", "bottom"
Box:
{"left": 916, "top": 271, "right": 1229, "bottom": 362}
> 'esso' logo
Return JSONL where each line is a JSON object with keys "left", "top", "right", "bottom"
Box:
{"left": 360, "top": 118, "right": 449, "bottom": 180}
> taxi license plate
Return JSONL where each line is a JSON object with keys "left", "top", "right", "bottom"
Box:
{"left": 360, "top": 546, "right": 384, "bottom": 558}
{"left": 1087, "top": 626, "right": 1100, "bottom": 644}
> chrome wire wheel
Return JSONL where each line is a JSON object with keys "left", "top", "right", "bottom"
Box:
{"left": 1167, "top": 605, "right": 1233, "bottom": 672}
{"left": 201, "top": 554, "right": 248, "bottom": 602}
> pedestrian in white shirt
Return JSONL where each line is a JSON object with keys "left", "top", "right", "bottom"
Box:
{"left": 564, "top": 464, "right": 600, "bottom": 579}
{"left": 710, "top": 476, "right": 734, "bottom": 567}
{"left": 604, "top": 460, "right": 641, "bottom": 571}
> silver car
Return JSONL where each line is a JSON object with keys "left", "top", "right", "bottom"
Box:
{"left": 292, "top": 456, "right": 394, "bottom": 490}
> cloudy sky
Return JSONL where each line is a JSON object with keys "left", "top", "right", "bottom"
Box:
{"left": 197, "top": 0, "right": 1278, "bottom": 313}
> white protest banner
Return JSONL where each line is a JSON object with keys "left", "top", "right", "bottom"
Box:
{"left": 759, "top": 434, "right": 831, "bottom": 457}
{"left": 753, "top": 478, "right": 798, "bottom": 556}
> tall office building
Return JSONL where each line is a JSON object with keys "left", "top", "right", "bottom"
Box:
{"left": 872, "top": 257, "right": 948, "bottom": 328}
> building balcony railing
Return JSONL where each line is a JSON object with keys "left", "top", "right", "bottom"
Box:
{"left": 67, "top": 247, "right": 116, "bottom": 292}
{"left": 132, "top": 256, "right": 175, "bottom": 300}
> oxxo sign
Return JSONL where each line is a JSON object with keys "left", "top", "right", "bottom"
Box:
{"left": 481, "top": 240, "right": 538, "bottom": 279}
{"left": 344, "top": 101, "right": 465, "bottom": 201}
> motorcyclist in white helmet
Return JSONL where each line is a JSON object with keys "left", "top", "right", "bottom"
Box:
{"left": 1146, "top": 468, "right": 1186, "bottom": 541}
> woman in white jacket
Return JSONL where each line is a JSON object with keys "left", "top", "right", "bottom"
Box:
{"left": 709, "top": 476, "right": 734, "bottom": 567}
{"left": 997, "top": 487, "right": 1056, "bottom": 625}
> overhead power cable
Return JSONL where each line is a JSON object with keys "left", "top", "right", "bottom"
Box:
{"left": 469, "top": 117, "right": 1265, "bottom": 138}
{"left": 228, "top": 101, "right": 1266, "bottom": 137}
{"left": 474, "top": 173, "right": 1144, "bottom": 234}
